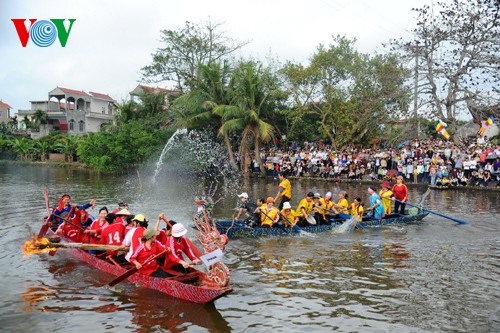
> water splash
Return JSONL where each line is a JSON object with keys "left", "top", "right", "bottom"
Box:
{"left": 332, "top": 216, "right": 359, "bottom": 234}
{"left": 152, "top": 128, "right": 187, "bottom": 181}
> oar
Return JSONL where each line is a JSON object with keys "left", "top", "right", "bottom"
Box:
{"left": 38, "top": 206, "right": 56, "bottom": 239}
{"left": 35, "top": 241, "right": 128, "bottom": 252}
{"left": 161, "top": 217, "right": 202, "bottom": 258}
{"left": 38, "top": 189, "right": 55, "bottom": 239}
{"left": 277, "top": 211, "right": 303, "bottom": 233}
{"left": 53, "top": 213, "right": 99, "bottom": 239}
{"left": 394, "top": 199, "right": 469, "bottom": 225}
{"left": 108, "top": 249, "right": 168, "bottom": 287}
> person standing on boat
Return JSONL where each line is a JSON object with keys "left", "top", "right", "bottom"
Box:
{"left": 84, "top": 207, "right": 109, "bottom": 255}
{"left": 350, "top": 197, "right": 365, "bottom": 222}
{"left": 391, "top": 176, "right": 409, "bottom": 215}
{"left": 280, "top": 202, "right": 298, "bottom": 227}
{"left": 100, "top": 213, "right": 126, "bottom": 257}
{"left": 130, "top": 229, "right": 170, "bottom": 278}
{"left": 260, "top": 197, "right": 280, "bottom": 227}
{"left": 235, "top": 192, "right": 260, "bottom": 227}
{"left": 274, "top": 172, "right": 292, "bottom": 210}
{"left": 379, "top": 181, "right": 393, "bottom": 215}
{"left": 50, "top": 194, "right": 96, "bottom": 226}
{"left": 296, "top": 192, "right": 315, "bottom": 227}
{"left": 366, "top": 187, "right": 384, "bottom": 219}
{"left": 163, "top": 223, "right": 201, "bottom": 274}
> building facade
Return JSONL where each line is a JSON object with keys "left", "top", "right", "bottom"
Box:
{"left": 16, "top": 87, "right": 117, "bottom": 138}
{"left": 0, "top": 100, "right": 12, "bottom": 124}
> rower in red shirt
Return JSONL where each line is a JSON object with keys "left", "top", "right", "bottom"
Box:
{"left": 124, "top": 214, "right": 148, "bottom": 262}
{"left": 162, "top": 223, "right": 201, "bottom": 274}
{"left": 55, "top": 208, "right": 87, "bottom": 242}
{"left": 84, "top": 207, "right": 109, "bottom": 254}
{"left": 130, "top": 229, "right": 170, "bottom": 278}
{"left": 100, "top": 213, "right": 126, "bottom": 256}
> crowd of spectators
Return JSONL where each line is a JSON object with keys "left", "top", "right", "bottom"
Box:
{"left": 247, "top": 137, "right": 500, "bottom": 188}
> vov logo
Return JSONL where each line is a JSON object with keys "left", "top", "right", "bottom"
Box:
{"left": 11, "top": 19, "right": 76, "bottom": 47}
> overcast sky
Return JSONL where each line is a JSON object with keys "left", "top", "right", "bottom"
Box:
{"left": 0, "top": 0, "right": 434, "bottom": 115}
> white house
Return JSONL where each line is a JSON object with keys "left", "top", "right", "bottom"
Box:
{"left": 16, "top": 86, "right": 117, "bottom": 138}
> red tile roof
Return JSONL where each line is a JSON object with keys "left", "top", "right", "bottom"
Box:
{"left": 0, "top": 101, "right": 12, "bottom": 109}
{"left": 89, "top": 91, "right": 115, "bottom": 101}
{"left": 58, "top": 87, "right": 89, "bottom": 96}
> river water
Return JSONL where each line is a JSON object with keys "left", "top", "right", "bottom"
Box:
{"left": 0, "top": 163, "right": 498, "bottom": 333}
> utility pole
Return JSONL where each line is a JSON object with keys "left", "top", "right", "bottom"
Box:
{"left": 413, "top": 42, "right": 420, "bottom": 139}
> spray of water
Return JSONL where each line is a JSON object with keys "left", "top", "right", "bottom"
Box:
{"left": 152, "top": 128, "right": 188, "bottom": 181}
{"left": 332, "top": 216, "right": 359, "bottom": 234}
{"left": 150, "top": 129, "right": 240, "bottom": 198}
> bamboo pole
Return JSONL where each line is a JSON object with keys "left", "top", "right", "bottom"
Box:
{"left": 36, "top": 242, "right": 128, "bottom": 251}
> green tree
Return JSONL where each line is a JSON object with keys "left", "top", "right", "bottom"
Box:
{"left": 282, "top": 36, "right": 410, "bottom": 147}
{"left": 141, "top": 19, "right": 248, "bottom": 92}
{"left": 170, "top": 60, "right": 236, "bottom": 167}
{"left": 11, "top": 137, "right": 32, "bottom": 160}
{"left": 213, "top": 61, "right": 275, "bottom": 173}
{"left": 53, "top": 135, "right": 80, "bottom": 162}
{"left": 32, "top": 109, "right": 49, "bottom": 130}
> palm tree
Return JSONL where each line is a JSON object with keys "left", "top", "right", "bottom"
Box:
{"left": 11, "top": 138, "right": 31, "bottom": 160}
{"left": 213, "top": 61, "right": 274, "bottom": 173}
{"left": 171, "top": 61, "right": 239, "bottom": 169}
{"left": 54, "top": 135, "right": 80, "bottom": 162}
{"left": 32, "top": 109, "right": 49, "bottom": 130}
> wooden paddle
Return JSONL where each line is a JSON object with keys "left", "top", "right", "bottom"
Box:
{"left": 38, "top": 189, "right": 55, "bottom": 239}
{"left": 394, "top": 199, "right": 469, "bottom": 225}
{"left": 161, "top": 217, "right": 202, "bottom": 258}
{"left": 36, "top": 241, "right": 128, "bottom": 252}
{"left": 53, "top": 213, "right": 99, "bottom": 239}
{"left": 108, "top": 249, "right": 168, "bottom": 287}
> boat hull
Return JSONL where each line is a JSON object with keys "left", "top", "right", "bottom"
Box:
{"left": 214, "top": 212, "right": 429, "bottom": 238}
{"left": 55, "top": 235, "right": 232, "bottom": 304}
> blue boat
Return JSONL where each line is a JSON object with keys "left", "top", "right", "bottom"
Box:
{"left": 212, "top": 210, "right": 429, "bottom": 239}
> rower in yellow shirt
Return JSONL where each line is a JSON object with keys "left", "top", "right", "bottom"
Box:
{"left": 379, "top": 181, "right": 393, "bottom": 215}
{"left": 296, "top": 192, "right": 315, "bottom": 227}
{"left": 279, "top": 201, "right": 298, "bottom": 227}
{"left": 331, "top": 191, "right": 349, "bottom": 214}
{"left": 260, "top": 197, "right": 280, "bottom": 227}
{"left": 319, "top": 191, "right": 334, "bottom": 223}
{"left": 350, "top": 197, "right": 365, "bottom": 222}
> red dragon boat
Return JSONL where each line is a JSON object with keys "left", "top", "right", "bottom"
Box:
{"left": 56, "top": 242, "right": 232, "bottom": 303}
{"left": 33, "top": 197, "right": 232, "bottom": 304}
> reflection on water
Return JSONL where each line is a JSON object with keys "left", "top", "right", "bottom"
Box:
{"left": 1, "top": 164, "right": 499, "bottom": 333}
{"left": 18, "top": 257, "right": 231, "bottom": 333}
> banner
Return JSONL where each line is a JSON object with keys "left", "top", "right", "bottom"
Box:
{"left": 435, "top": 120, "right": 450, "bottom": 139}
{"left": 200, "top": 248, "right": 224, "bottom": 267}
{"left": 486, "top": 115, "right": 495, "bottom": 126}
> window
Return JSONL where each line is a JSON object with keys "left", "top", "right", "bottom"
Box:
{"left": 69, "top": 119, "right": 75, "bottom": 131}
{"left": 79, "top": 120, "right": 84, "bottom": 132}
{"left": 0, "top": 111, "right": 3, "bottom": 117}
{"left": 102, "top": 106, "right": 105, "bottom": 114}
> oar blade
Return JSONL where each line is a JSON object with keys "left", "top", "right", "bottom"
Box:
{"left": 108, "top": 267, "right": 138, "bottom": 287}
